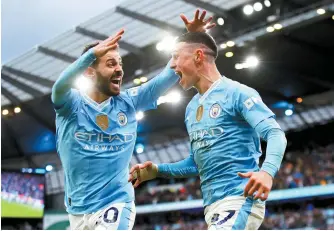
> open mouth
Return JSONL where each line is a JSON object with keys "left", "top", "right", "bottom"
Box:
{"left": 175, "top": 71, "right": 183, "bottom": 79}
{"left": 109, "top": 70, "right": 123, "bottom": 87}
{"left": 111, "top": 79, "right": 121, "bottom": 85}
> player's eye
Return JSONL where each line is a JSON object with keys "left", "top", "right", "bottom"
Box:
{"left": 107, "top": 62, "right": 116, "bottom": 67}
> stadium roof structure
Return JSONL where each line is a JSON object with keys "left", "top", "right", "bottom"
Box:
{"left": 1, "top": 0, "right": 334, "bottom": 160}
{"left": 1, "top": 0, "right": 251, "bottom": 106}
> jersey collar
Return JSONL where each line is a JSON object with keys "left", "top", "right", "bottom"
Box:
{"left": 198, "top": 77, "right": 223, "bottom": 104}
{"left": 80, "top": 91, "right": 112, "bottom": 111}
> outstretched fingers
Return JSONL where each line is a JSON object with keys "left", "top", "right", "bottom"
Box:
{"left": 204, "top": 16, "right": 213, "bottom": 24}
{"left": 180, "top": 14, "right": 189, "bottom": 25}
{"left": 199, "top": 10, "right": 207, "bottom": 21}
{"left": 194, "top": 9, "right": 200, "bottom": 20}
{"left": 205, "top": 23, "right": 216, "bottom": 30}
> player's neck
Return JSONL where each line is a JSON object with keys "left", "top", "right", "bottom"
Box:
{"left": 86, "top": 88, "right": 110, "bottom": 104}
{"left": 194, "top": 65, "right": 221, "bottom": 95}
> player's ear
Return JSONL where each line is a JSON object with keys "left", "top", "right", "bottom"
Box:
{"left": 194, "top": 49, "right": 204, "bottom": 64}
{"left": 84, "top": 66, "right": 95, "bottom": 78}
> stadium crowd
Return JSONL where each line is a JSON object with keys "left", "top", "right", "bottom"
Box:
{"left": 1, "top": 172, "right": 44, "bottom": 200}
{"left": 135, "top": 143, "right": 334, "bottom": 205}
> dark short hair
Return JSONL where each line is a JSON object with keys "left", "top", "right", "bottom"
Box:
{"left": 81, "top": 41, "right": 100, "bottom": 56}
{"left": 176, "top": 32, "right": 218, "bottom": 59}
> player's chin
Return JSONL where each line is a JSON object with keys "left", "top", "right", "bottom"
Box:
{"left": 179, "top": 79, "right": 186, "bottom": 89}
{"left": 109, "top": 84, "right": 122, "bottom": 96}
{"left": 107, "top": 87, "right": 121, "bottom": 96}
{"left": 179, "top": 80, "right": 191, "bottom": 91}
{"left": 110, "top": 89, "right": 121, "bottom": 96}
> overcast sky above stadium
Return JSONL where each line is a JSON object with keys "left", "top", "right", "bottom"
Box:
{"left": 2, "top": 0, "right": 125, "bottom": 64}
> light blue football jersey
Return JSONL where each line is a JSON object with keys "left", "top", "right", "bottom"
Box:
{"left": 185, "top": 76, "right": 275, "bottom": 207}
{"left": 54, "top": 66, "right": 178, "bottom": 214}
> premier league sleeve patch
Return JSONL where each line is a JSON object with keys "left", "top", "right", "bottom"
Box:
{"left": 243, "top": 98, "right": 255, "bottom": 110}
{"left": 128, "top": 87, "right": 139, "bottom": 96}
{"left": 209, "top": 103, "right": 222, "bottom": 118}
{"left": 117, "top": 112, "right": 128, "bottom": 126}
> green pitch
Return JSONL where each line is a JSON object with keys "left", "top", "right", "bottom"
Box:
{"left": 1, "top": 199, "right": 43, "bottom": 218}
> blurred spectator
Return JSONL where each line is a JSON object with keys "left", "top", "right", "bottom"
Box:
{"left": 134, "top": 206, "right": 334, "bottom": 230}
{"left": 135, "top": 144, "right": 334, "bottom": 205}
{"left": 1, "top": 171, "right": 45, "bottom": 207}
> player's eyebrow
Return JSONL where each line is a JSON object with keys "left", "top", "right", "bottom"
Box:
{"left": 106, "top": 58, "right": 122, "bottom": 63}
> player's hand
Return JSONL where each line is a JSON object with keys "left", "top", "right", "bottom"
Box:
{"left": 93, "top": 29, "right": 124, "bottom": 57}
{"left": 238, "top": 171, "right": 273, "bottom": 201}
{"left": 128, "top": 161, "right": 158, "bottom": 188}
{"left": 180, "top": 9, "right": 216, "bottom": 33}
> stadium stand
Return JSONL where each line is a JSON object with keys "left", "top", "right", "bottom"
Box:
{"left": 2, "top": 0, "right": 334, "bottom": 230}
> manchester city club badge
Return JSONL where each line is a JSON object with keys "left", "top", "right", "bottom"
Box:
{"left": 96, "top": 114, "right": 109, "bottom": 130}
{"left": 196, "top": 105, "right": 204, "bottom": 122}
{"left": 210, "top": 103, "right": 221, "bottom": 118}
{"left": 118, "top": 112, "right": 128, "bottom": 126}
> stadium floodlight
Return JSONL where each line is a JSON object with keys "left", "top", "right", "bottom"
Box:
{"left": 243, "top": 5, "right": 254, "bottom": 15}
{"left": 157, "top": 96, "right": 165, "bottom": 105}
{"left": 266, "top": 26, "right": 275, "bottom": 32}
{"left": 46, "top": 165, "right": 53, "bottom": 172}
{"left": 274, "top": 23, "right": 283, "bottom": 30}
{"left": 217, "top": 17, "right": 224, "bottom": 25}
{"left": 226, "top": 41, "right": 235, "bottom": 47}
{"left": 156, "top": 35, "right": 177, "bottom": 52}
{"left": 133, "top": 78, "right": 141, "bottom": 85}
{"left": 245, "top": 56, "right": 259, "bottom": 68}
{"left": 156, "top": 42, "right": 164, "bottom": 51}
{"left": 135, "top": 144, "right": 144, "bottom": 154}
{"left": 163, "top": 36, "right": 177, "bottom": 51}
{"left": 285, "top": 109, "right": 293, "bottom": 116}
{"left": 2, "top": 109, "right": 9, "bottom": 115}
{"left": 168, "top": 91, "right": 181, "bottom": 103}
{"left": 225, "top": 52, "right": 234, "bottom": 58}
{"left": 136, "top": 111, "right": 144, "bottom": 120}
{"left": 220, "top": 43, "right": 227, "bottom": 49}
{"left": 235, "top": 63, "right": 244, "bottom": 70}
{"left": 75, "top": 75, "right": 92, "bottom": 91}
{"left": 253, "top": 2, "right": 263, "bottom": 12}
{"left": 14, "top": 107, "right": 21, "bottom": 113}
{"left": 135, "top": 69, "right": 143, "bottom": 75}
{"left": 140, "top": 77, "right": 148, "bottom": 83}
{"left": 317, "top": 9, "right": 326, "bottom": 15}
{"left": 264, "top": 0, "right": 271, "bottom": 7}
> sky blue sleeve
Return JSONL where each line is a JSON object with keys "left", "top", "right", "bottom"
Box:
{"left": 51, "top": 48, "right": 96, "bottom": 112}
{"left": 126, "top": 60, "right": 179, "bottom": 111}
{"left": 235, "top": 86, "right": 275, "bottom": 128}
{"left": 255, "top": 117, "right": 287, "bottom": 178}
{"left": 157, "top": 151, "right": 199, "bottom": 178}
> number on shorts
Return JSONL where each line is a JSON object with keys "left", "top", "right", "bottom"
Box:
{"left": 216, "top": 210, "right": 235, "bottom": 225}
{"left": 103, "top": 207, "right": 119, "bottom": 223}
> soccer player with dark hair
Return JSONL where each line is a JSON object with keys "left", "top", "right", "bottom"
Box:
{"left": 129, "top": 19, "right": 287, "bottom": 230}
{"left": 52, "top": 10, "right": 215, "bottom": 230}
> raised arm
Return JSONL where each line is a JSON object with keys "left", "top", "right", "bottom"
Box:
{"left": 51, "top": 29, "right": 124, "bottom": 109}
{"left": 51, "top": 49, "right": 96, "bottom": 108}
{"left": 127, "top": 10, "right": 216, "bottom": 111}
